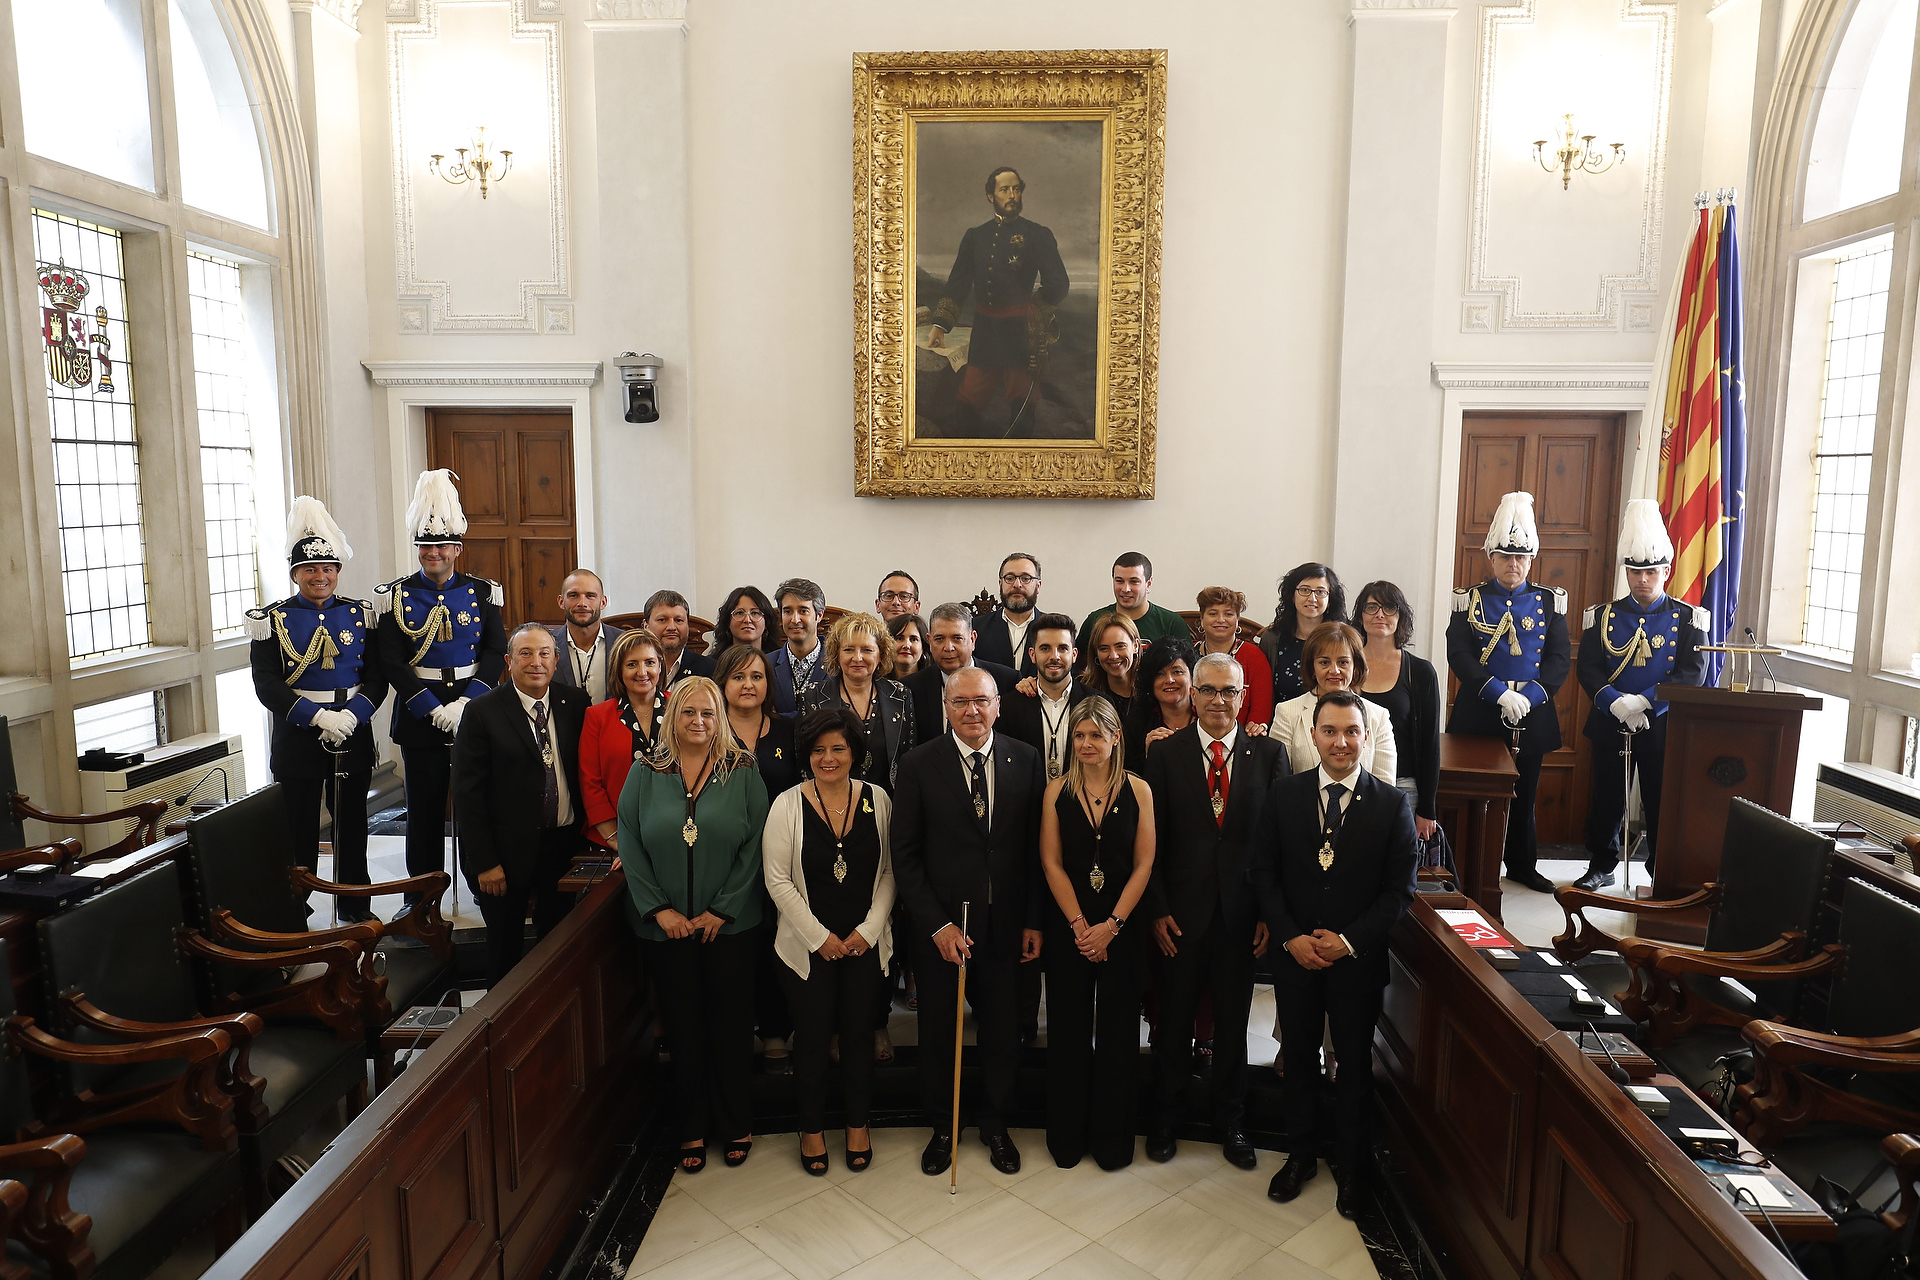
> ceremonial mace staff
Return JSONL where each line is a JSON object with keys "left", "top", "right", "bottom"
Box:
{"left": 950, "top": 900, "right": 970, "bottom": 1196}
{"left": 1618, "top": 723, "right": 1641, "bottom": 896}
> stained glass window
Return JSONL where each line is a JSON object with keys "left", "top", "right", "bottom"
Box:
{"left": 12, "top": 1, "right": 156, "bottom": 192}
{"left": 189, "top": 251, "right": 261, "bottom": 637}
{"left": 34, "top": 210, "right": 150, "bottom": 661}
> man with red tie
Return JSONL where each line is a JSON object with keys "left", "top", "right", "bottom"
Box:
{"left": 1139, "top": 652, "right": 1291, "bottom": 1169}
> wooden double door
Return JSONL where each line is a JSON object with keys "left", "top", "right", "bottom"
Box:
{"left": 427, "top": 409, "right": 576, "bottom": 629}
{"left": 1454, "top": 414, "right": 1623, "bottom": 846}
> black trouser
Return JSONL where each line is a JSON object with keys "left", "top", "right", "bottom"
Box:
{"left": 1503, "top": 750, "right": 1544, "bottom": 878}
{"left": 1018, "top": 957, "right": 1043, "bottom": 1039}
{"left": 780, "top": 950, "right": 883, "bottom": 1132}
{"left": 648, "top": 930, "right": 756, "bottom": 1143}
{"left": 1151, "top": 911, "right": 1254, "bottom": 1132}
{"left": 1045, "top": 925, "right": 1144, "bottom": 1169}
{"left": 914, "top": 915, "right": 1021, "bottom": 1133}
{"left": 1583, "top": 733, "right": 1665, "bottom": 873}
{"left": 753, "top": 909, "right": 793, "bottom": 1044}
{"left": 400, "top": 745, "right": 453, "bottom": 885}
{"left": 873, "top": 902, "right": 914, "bottom": 1030}
{"left": 471, "top": 827, "right": 577, "bottom": 983}
{"left": 280, "top": 759, "right": 372, "bottom": 912}
{"left": 1275, "top": 965, "right": 1385, "bottom": 1174}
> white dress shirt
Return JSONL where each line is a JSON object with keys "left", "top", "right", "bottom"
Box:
{"left": 567, "top": 631, "right": 609, "bottom": 704}
{"left": 1035, "top": 683, "right": 1074, "bottom": 776}
{"left": 936, "top": 732, "right": 997, "bottom": 938}
{"left": 1005, "top": 613, "right": 1033, "bottom": 665}
{"left": 1312, "top": 762, "right": 1365, "bottom": 956}
{"left": 516, "top": 684, "right": 575, "bottom": 826}
{"left": 1198, "top": 721, "right": 1239, "bottom": 787}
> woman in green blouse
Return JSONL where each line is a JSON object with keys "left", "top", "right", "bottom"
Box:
{"left": 620, "top": 675, "right": 770, "bottom": 1174}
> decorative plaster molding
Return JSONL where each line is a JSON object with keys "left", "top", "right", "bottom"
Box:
{"left": 388, "top": 0, "right": 570, "bottom": 331}
{"left": 1461, "top": 302, "right": 1494, "bottom": 332}
{"left": 594, "top": 0, "right": 686, "bottom": 16}
{"left": 1432, "top": 361, "right": 1653, "bottom": 389}
{"left": 289, "top": 0, "right": 364, "bottom": 30}
{"left": 529, "top": 0, "right": 562, "bottom": 16}
{"left": 1466, "top": 1, "right": 1674, "bottom": 329}
{"left": 1624, "top": 296, "right": 1657, "bottom": 331}
{"left": 397, "top": 302, "right": 428, "bottom": 332}
{"left": 363, "top": 360, "right": 604, "bottom": 386}
{"left": 539, "top": 300, "right": 575, "bottom": 334}
{"left": 387, "top": 0, "right": 417, "bottom": 18}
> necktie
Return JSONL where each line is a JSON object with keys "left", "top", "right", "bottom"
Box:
{"left": 1323, "top": 782, "right": 1348, "bottom": 842}
{"left": 969, "top": 750, "right": 989, "bottom": 836}
{"left": 1209, "top": 740, "right": 1229, "bottom": 827}
{"left": 534, "top": 701, "right": 559, "bottom": 827}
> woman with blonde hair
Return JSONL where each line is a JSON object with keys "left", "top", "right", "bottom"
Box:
{"left": 620, "top": 676, "right": 770, "bottom": 1174}
{"left": 1039, "top": 695, "right": 1156, "bottom": 1169}
{"left": 1078, "top": 611, "right": 1143, "bottom": 722}
{"left": 1268, "top": 621, "right": 1397, "bottom": 780}
{"left": 799, "top": 611, "right": 914, "bottom": 789}
{"left": 579, "top": 627, "right": 666, "bottom": 850}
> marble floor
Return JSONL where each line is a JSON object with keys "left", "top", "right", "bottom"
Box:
{"left": 307, "top": 833, "right": 485, "bottom": 929}
{"left": 625, "top": 1128, "right": 1377, "bottom": 1280}
{"left": 1496, "top": 852, "right": 1646, "bottom": 949}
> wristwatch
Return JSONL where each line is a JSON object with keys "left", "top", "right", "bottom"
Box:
{"left": 1109, "top": 915, "right": 1126, "bottom": 932}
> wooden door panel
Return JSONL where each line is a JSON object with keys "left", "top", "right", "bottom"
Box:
{"left": 1456, "top": 415, "right": 1622, "bottom": 845}
{"left": 428, "top": 411, "right": 576, "bottom": 630}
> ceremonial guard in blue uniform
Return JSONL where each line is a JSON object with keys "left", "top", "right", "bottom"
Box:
{"left": 248, "top": 498, "right": 389, "bottom": 920}
{"left": 1445, "top": 491, "right": 1571, "bottom": 894}
{"left": 1572, "top": 500, "right": 1709, "bottom": 891}
{"left": 376, "top": 470, "right": 508, "bottom": 914}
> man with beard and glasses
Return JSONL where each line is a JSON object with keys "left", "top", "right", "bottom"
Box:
{"left": 975, "top": 552, "right": 1044, "bottom": 677}
{"left": 547, "top": 569, "right": 622, "bottom": 705}
{"left": 927, "top": 167, "right": 1069, "bottom": 435}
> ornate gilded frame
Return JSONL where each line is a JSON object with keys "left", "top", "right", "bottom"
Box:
{"left": 852, "top": 49, "right": 1165, "bottom": 499}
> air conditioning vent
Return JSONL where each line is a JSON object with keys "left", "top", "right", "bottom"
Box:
{"left": 1812, "top": 761, "right": 1920, "bottom": 865}
{"left": 77, "top": 731, "right": 244, "bottom": 854}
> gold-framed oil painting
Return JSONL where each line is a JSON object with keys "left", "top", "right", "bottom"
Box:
{"left": 852, "top": 49, "right": 1165, "bottom": 499}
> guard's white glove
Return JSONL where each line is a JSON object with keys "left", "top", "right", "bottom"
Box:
{"left": 1609, "top": 693, "right": 1650, "bottom": 724}
{"left": 1496, "top": 689, "right": 1532, "bottom": 726}
{"left": 310, "top": 708, "right": 357, "bottom": 747}
{"left": 429, "top": 697, "right": 470, "bottom": 736}
{"left": 1624, "top": 708, "right": 1652, "bottom": 733}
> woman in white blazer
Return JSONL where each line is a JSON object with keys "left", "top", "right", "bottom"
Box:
{"left": 1269, "top": 621, "right": 1397, "bottom": 782}
{"left": 763, "top": 705, "right": 895, "bottom": 1176}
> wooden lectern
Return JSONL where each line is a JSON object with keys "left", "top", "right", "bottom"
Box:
{"left": 1437, "top": 734, "right": 1520, "bottom": 921}
{"left": 1639, "top": 683, "right": 1822, "bottom": 943}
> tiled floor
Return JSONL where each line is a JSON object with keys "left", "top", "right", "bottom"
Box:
{"left": 308, "top": 833, "right": 485, "bottom": 929}
{"left": 626, "top": 1129, "right": 1376, "bottom": 1280}
{"left": 1496, "top": 854, "right": 1645, "bottom": 949}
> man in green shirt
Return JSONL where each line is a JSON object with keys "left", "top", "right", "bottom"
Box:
{"left": 1076, "top": 551, "right": 1189, "bottom": 654}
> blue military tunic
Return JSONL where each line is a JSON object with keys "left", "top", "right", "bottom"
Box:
{"left": 374, "top": 570, "right": 508, "bottom": 748}
{"left": 1576, "top": 594, "right": 1710, "bottom": 746}
{"left": 1444, "top": 579, "right": 1572, "bottom": 754}
{"left": 247, "top": 594, "right": 388, "bottom": 777}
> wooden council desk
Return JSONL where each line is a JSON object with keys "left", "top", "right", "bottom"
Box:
{"left": 1437, "top": 734, "right": 1519, "bottom": 920}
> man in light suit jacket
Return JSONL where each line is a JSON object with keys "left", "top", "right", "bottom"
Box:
{"left": 1140, "top": 651, "right": 1291, "bottom": 1170}
{"left": 547, "top": 569, "right": 624, "bottom": 705}
{"left": 452, "top": 623, "right": 589, "bottom": 982}
{"left": 891, "top": 666, "right": 1046, "bottom": 1178}
{"left": 1254, "top": 688, "right": 1417, "bottom": 1217}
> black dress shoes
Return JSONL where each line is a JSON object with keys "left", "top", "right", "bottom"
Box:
{"left": 1222, "top": 1129, "right": 1257, "bottom": 1170}
{"left": 1268, "top": 1155, "right": 1318, "bottom": 1202}
{"left": 921, "top": 1130, "right": 953, "bottom": 1176}
{"left": 1145, "top": 1130, "right": 1177, "bottom": 1163}
{"left": 1572, "top": 867, "right": 1617, "bottom": 892}
{"left": 1509, "top": 869, "right": 1556, "bottom": 894}
{"left": 981, "top": 1129, "right": 1022, "bottom": 1175}
{"left": 1336, "top": 1169, "right": 1365, "bottom": 1219}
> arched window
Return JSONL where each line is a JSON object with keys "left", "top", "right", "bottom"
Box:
{"left": 0, "top": 0, "right": 320, "bottom": 805}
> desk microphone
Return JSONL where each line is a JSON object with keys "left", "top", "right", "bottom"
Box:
{"left": 1584, "top": 1020, "right": 1632, "bottom": 1085}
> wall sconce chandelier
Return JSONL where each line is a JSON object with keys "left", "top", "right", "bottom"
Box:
{"left": 430, "top": 126, "right": 512, "bottom": 199}
{"left": 1533, "top": 114, "right": 1625, "bottom": 190}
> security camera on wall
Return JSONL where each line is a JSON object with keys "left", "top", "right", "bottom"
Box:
{"left": 615, "top": 351, "right": 662, "bottom": 423}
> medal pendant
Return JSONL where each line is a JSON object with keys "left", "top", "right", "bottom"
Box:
{"left": 1318, "top": 842, "right": 1336, "bottom": 871}
{"left": 1211, "top": 793, "right": 1225, "bottom": 819}
{"left": 1048, "top": 755, "right": 1062, "bottom": 780}
{"left": 974, "top": 795, "right": 987, "bottom": 820}
{"left": 833, "top": 850, "right": 848, "bottom": 883}
{"left": 541, "top": 746, "right": 554, "bottom": 767}
{"left": 681, "top": 818, "right": 698, "bottom": 847}
{"left": 1089, "top": 863, "right": 1106, "bottom": 893}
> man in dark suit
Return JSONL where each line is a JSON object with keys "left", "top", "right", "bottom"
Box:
{"left": 972, "top": 553, "right": 1044, "bottom": 678}
{"left": 645, "top": 590, "right": 716, "bottom": 687}
{"left": 997, "top": 612, "right": 1086, "bottom": 778}
{"left": 452, "top": 623, "right": 589, "bottom": 983}
{"left": 1141, "top": 651, "right": 1290, "bottom": 1169}
{"left": 902, "top": 602, "right": 1018, "bottom": 747}
{"left": 1256, "top": 688, "right": 1417, "bottom": 1217}
{"left": 891, "top": 666, "right": 1046, "bottom": 1177}
{"left": 547, "top": 569, "right": 624, "bottom": 705}
{"left": 767, "top": 576, "right": 827, "bottom": 717}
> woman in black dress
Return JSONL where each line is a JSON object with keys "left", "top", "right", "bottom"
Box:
{"left": 1257, "top": 563, "right": 1348, "bottom": 708}
{"left": 1352, "top": 580, "right": 1441, "bottom": 843}
{"left": 1123, "top": 638, "right": 1197, "bottom": 774}
{"left": 763, "top": 707, "right": 895, "bottom": 1174}
{"left": 1040, "top": 695, "right": 1156, "bottom": 1170}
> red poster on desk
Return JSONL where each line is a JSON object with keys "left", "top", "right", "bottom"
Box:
{"left": 1436, "top": 909, "right": 1508, "bottom": 947}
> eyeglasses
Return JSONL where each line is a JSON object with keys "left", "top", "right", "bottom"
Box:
{"left": 999, "top": 574, "right": 1040, "bottom": 586}
{"left": 878, "top": 591, "right": 918, "bottom": 604}
{"left": 1195, "top": 685, "right": 1243, "bottom": 702}
{"left": 730, "top": 607, "right": 764, "bottom": 620}
{"left": 1360, "top": 603, "right": 1397, "bottom": 617}
{"left": 946, "top": 697, "right": 996, "bottom": 711}
{"left": 1295, "top": 588, "right": 1330, "bottom": 601}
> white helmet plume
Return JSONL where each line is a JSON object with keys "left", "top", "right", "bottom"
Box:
{"left": 284, "top": 495, "right": 352, "bottom": 568}
{"left": 1618, "top": 499, "right": 1674, "bottom": 568}
{"left": 406, "top": 469, "right": 467, "bottom": 545}
{"left": 1483, "top": 491, "right": 1539, "bottom": 556}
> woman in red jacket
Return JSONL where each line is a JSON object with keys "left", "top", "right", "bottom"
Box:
{"left": 580, "top": 628, "right": 665, "bottom": 850}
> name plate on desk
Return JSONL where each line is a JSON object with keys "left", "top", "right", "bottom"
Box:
{"left": 1436, "top": 907, "right": 1508, "bottom": 947}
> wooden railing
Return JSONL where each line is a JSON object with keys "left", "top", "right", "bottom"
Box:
{"left": 201, "top": 875, "right": 648, "bottom": 1280}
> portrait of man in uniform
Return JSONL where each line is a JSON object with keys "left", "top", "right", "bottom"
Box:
{"left": 912, "top": 119, "right": 1104, "bottom": 442}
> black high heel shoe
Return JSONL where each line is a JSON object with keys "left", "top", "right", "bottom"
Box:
{"left": 799, "top": 1135, "right": 829, "bottom": 1177}
{"left": 722, "top": 1138, "right": 753, "bottom": 1167}
{"left": 845, "top": 1144, "right": 873, "bottom": 1172}
{"left": 678, "top": 1143, "right": 707, "bottom": 1174}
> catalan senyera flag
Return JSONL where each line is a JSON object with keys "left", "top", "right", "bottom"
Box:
{"left": 1657, "top": 199, "right": 1746, "bottom": 682}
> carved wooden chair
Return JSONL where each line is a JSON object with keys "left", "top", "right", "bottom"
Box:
{"left": 1735, "top": 877, "right": 1920, "bottom": 1148}
{"left": 1554, "top": 798, "right": 1839, "bottom": 1047}
{"left": 0, "top": 937, "right": 245, "bottom": 1280}
{"left": 180, "top": 787, "right": 455, "bottom": 1088}
{"left": 36, "top": 864, "right": 368, "bottom": 1218}
{"left": 1885, "top": 1132, "right": 1920, "bottom": 1239}
{"left": 0, "top": 718, "right": 164, "bottom": 870}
